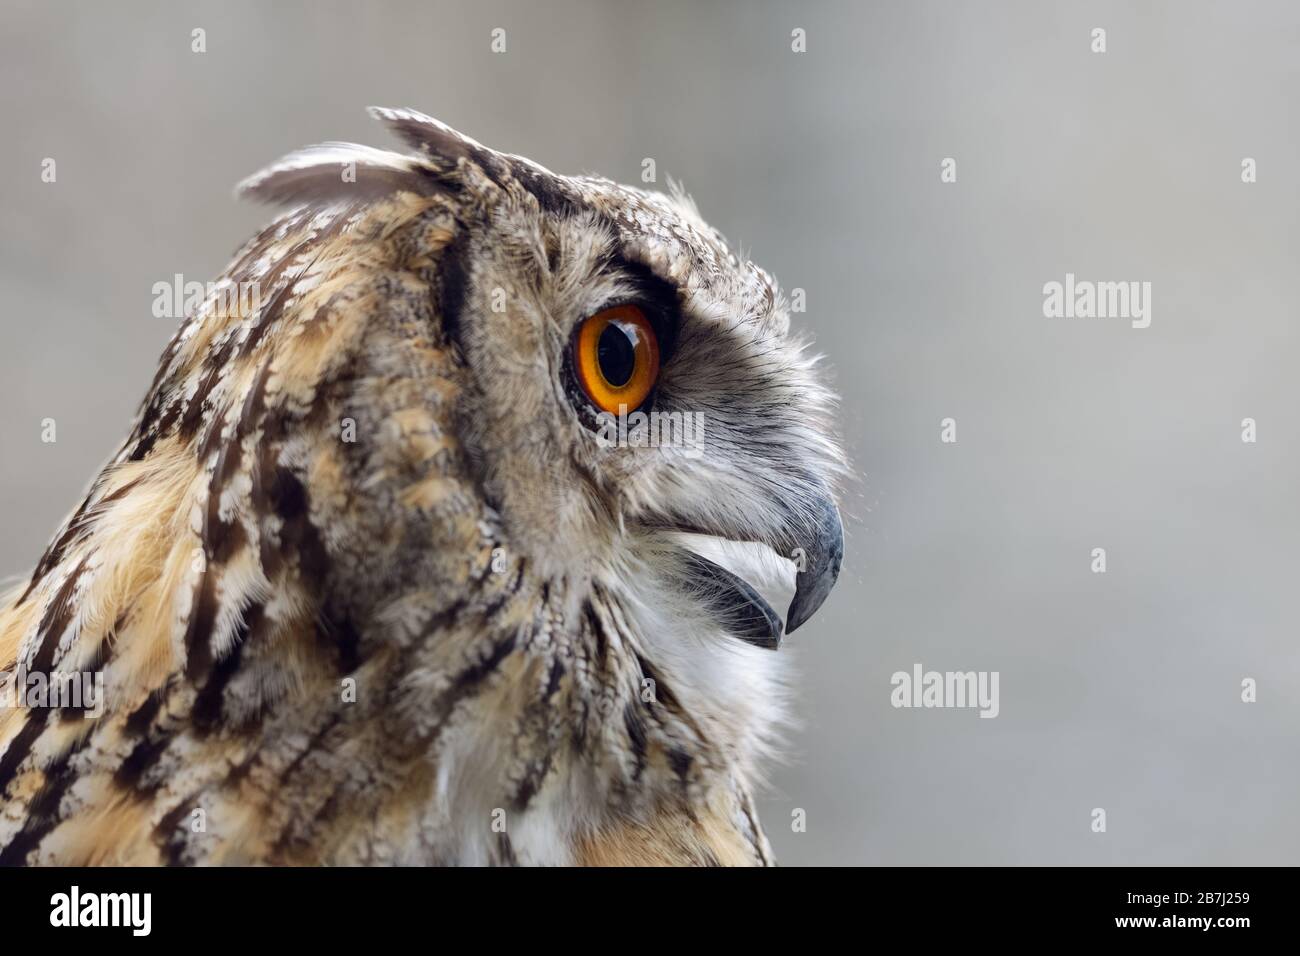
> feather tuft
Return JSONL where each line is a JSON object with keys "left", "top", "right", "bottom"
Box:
{"left": 236, "top": 142, "right": 444, "bottom": 206}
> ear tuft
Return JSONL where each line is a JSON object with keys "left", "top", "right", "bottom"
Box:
{"left": 367, "top": 107, "right": 485, "bottom": 159}
{"left": 235, "top": 142, "right": 444, "bottom": 207}
{"left": 367, "top": 106, "right": 515, "bottom": 186}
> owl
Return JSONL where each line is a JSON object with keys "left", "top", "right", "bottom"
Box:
{"left": 0, "top": 108, "right": 843, "bottom": 866}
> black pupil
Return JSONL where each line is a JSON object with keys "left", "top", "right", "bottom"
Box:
{"left": 597, "top": 322, "right": 637, "bottom": 387}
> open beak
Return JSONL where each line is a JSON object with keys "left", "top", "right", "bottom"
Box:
{"left": 668, "top": 492, "right": 843, "bottom": 650}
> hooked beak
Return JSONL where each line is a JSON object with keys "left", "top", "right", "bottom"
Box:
{"left": 663, "top": 489, "right": 843, "bottom": 649}
{"left": 784, "top": 495, "right": 844, "bottom": 634}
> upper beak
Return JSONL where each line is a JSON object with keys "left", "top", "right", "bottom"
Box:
{"left": 785, "top": 494, "right": 844, "bottom": 634}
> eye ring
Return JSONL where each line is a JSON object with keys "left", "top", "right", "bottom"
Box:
{"left": 573, "top": 304, "right": 661, "bottom": 415}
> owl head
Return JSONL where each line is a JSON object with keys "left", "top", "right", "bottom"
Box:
{"left": 239, "top": 107, "right": 843, "bottom": 650}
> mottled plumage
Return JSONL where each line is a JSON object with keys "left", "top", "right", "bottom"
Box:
{"left": 0, "top": 109, "right": 842, "bottom": 865}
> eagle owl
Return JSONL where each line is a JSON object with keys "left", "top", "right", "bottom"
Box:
{"left": 0, "top": 109, "right": 843, "bottom": 866}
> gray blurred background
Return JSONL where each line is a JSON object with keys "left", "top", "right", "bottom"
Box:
{"left": 1, "top": 0, "right": 1296, "bottom": 864}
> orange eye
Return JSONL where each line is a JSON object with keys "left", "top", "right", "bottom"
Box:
{"left": 573, "top": 304, "right": 661, "bottom": 414}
